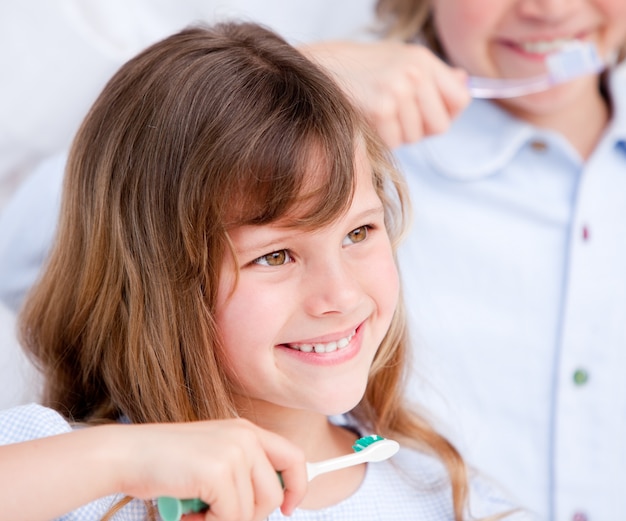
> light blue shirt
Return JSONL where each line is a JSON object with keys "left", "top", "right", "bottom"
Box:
{"left": 0, "top": 403, "right": 530, "bottom": 520}
{"left": 397, "top": 65, "right": 626, "bottom": 521}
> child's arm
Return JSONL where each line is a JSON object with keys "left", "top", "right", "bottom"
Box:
{"left": 300, "top": 40, "right": 471, "bottom": 149}
{"left": 0, "top": 418, "right": 307, "bottom": 521}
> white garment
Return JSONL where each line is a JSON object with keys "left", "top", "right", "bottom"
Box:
{"left": 0, "top": 403, "right": 534, "bottom": 520}
{"left": 397, "top": 66, "right": 626, "bottom": 521}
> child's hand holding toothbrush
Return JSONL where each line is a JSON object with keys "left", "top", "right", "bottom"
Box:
{"left": 1, "top": 417, "right": 307, "bottom": 521}
{"left": 112, "top": 419, "right": 308, "bottom": 520}
{"left": 301, "top": 39, "right": 471, "bottom": 149}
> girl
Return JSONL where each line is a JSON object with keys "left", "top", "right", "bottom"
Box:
{"left": 5, "top": 21, "right": 525, "bottom": 521}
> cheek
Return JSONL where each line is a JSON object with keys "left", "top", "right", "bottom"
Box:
{"left": 214, "top": 292, "right": 246, "bottom": 376}
{"left": 215, "top": 275, "right": 269, "bottom": 363}
{"left": 214, "top": 285, "right": 283, "bottom": 393}
{"left": 216, "top": 265, "right": 298, "bottom": 363}
{"left": 370, "top": 247, "right": 400, "bottom": 319}
{"left": 603, "top": 7, "right": 626, "bottom": 53}
{"left": 433, "top": 0, "right": 502, "bottom": 66}
{"left": 601, "top": 0, "right": 626, "bottom": 16}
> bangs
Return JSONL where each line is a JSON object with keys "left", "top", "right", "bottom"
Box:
{"left": 221, "top": 120, "right": 358, "bottom": 231}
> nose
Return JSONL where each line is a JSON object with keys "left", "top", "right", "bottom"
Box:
{"left": 516, "top": 0, "right": 578, "bottom": 22}
{"left": 302, "top": 256, "right": 364, "bottom": 317}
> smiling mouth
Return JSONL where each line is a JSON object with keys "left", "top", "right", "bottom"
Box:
{"left": 283, "top": 329, "right": 356, "bottom": 353}
{"left": 510, "top": 34, "right": 588, "bottom": 55}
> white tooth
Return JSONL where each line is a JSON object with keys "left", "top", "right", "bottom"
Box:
{"left": 289, "top": 330, "right": 356, "bottom": 354}
{"left": 522, "top": 38, "right": 575, "bottom": 54}
{"left": 325, "top": 342, "right": 338, "bottom": 353}
{"left": 337, "top": 337, "right": 349, "bottom": 348}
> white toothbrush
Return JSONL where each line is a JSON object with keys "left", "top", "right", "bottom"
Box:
{"left": 306, "top": 434, "right": 400, "bottom": 481}
{"left": 468, "top": 41, "right": 606, "bottom": 99}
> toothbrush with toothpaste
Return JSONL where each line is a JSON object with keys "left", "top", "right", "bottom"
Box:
{"left": 157, "top": 434, "right": 400, "bottom": 521}
{"left": 468, "top": 41, "right": 608, "bottom": 99}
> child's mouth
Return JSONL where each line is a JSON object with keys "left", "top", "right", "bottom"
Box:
{"left": 506, "top": 30, "right": 590, "bottom": 57}
{"left": 517, "top": 38, "right": 579, "bottom": 55}
{"left": 283, "top": 329, "right": 357, "bottom": 353}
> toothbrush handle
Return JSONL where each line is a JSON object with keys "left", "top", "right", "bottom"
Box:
{"left": 306, "top": 451, "right": 368, "bottom": 481}
{"left": 467, "top": 74, "right": 551, "bottom": 99}
{"left": 157, "top": 496, "right": 208, "bottom": 521}
{"left": 157, "top": 473, "right": 283, "bottom": 521}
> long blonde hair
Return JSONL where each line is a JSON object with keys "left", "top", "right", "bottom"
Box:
{"left": 19, "top": 22, "right": 468, "bottom": 520}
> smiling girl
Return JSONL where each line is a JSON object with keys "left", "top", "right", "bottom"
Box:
{"left": 2, "top": 20, "right": 531, "bottom": 521}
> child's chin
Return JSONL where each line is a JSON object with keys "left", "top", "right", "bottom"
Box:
{"left": 318, "top": 390, "right": 368, "bottom": 417}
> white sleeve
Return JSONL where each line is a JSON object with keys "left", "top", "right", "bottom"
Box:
{"left": 0, "top": 403, "right": 149, "bottom": 520}
{"left": 0, "top": 403, "right": 72, "bottom": 444}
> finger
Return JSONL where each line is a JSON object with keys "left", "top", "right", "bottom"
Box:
{"left": 434, "top": 65, "right": 471, "bottom": 117}
{"left": 249, "top": 455, "right": 285, "bottom": 520}
{"left": 250, "top": 427, "right": 307, "bottom": 515}
{"left": 202, "top": 440, "right": 253, "bottom": 520}
{"left": 410, "top": 65, "right": 471, "bottom": 137}
{"left": 395, "top": 91, "right": 427, "bottom": 143}
{"left": 204, "top": 472, "right": 245, "bottom": 521}
{"left": 234, "top": 462, "right": 256, "bottom": 521}
{"left": 411, "top": 72, "right": 456, "bottom": 136}
{"left": 375, "top": 118, "right": 405, "bottom": 149}
{"left": 381, "top": 69, "right": 427, "bottom": 144}
{"left": 276, "top": 466, "right": 307, "bottom": 516}
{"left": 368, "top": 92, "right": 406, "bottom": 149}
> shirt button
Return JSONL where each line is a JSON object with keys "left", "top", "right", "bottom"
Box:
{"left": 572, "top": 512, "right": 588, "bottom": 521}
{"left": 530, "top": 140, "right": 548, "bottom": 152}
{"left": 581, "top": 225, "right": 590, "bottom": 241}
{"left": 573, "top": 369, "right": 589, "bottom": 386}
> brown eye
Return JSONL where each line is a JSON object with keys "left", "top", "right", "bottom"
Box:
{"left": 344, "top": 226, "right": 369, "bottom": 245}
{"left": 254, "top": 250, "right": 292, "bottom": 266}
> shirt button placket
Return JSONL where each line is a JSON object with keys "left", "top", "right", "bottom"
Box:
{"left": 568, "top": 221, "right": 591, "bottom": 517}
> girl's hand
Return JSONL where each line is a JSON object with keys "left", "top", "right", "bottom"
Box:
{"left": 302, "top": 40, "right": 470, "bottom": 148}
{"left": 110, "top": 418, "right": 307, "bottom": 520}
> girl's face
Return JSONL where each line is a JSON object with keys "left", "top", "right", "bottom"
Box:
{"left": 215, "top": 147, "right": 399, "bottom": 418}
{"left": 433, "top": 0, "right": 626, "bottom": 115}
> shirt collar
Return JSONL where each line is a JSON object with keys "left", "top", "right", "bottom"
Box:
{"left": 418, "top": 64, "right": 626, "bottom": 181}
{"left": 419, "top": 99, "right": 536, "bottom": 180}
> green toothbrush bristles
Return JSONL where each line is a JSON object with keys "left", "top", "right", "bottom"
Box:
{"left": 352, "top": 434, "right": 385, "bottom": 452}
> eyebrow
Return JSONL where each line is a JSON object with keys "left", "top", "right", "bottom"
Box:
{"left": 351, "top": 204, "right": 385, "bottom": 222}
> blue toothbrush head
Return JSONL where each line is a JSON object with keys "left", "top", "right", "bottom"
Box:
{"left": 546, "top": 41, "right": 604, "bottom": 84}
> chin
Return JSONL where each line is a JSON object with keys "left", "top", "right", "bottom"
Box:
{"left": 317, "top": 386, "right": 368, "bottom": 416}
{"left": 498, "top": 79, "right": 595, "bottom": 119}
